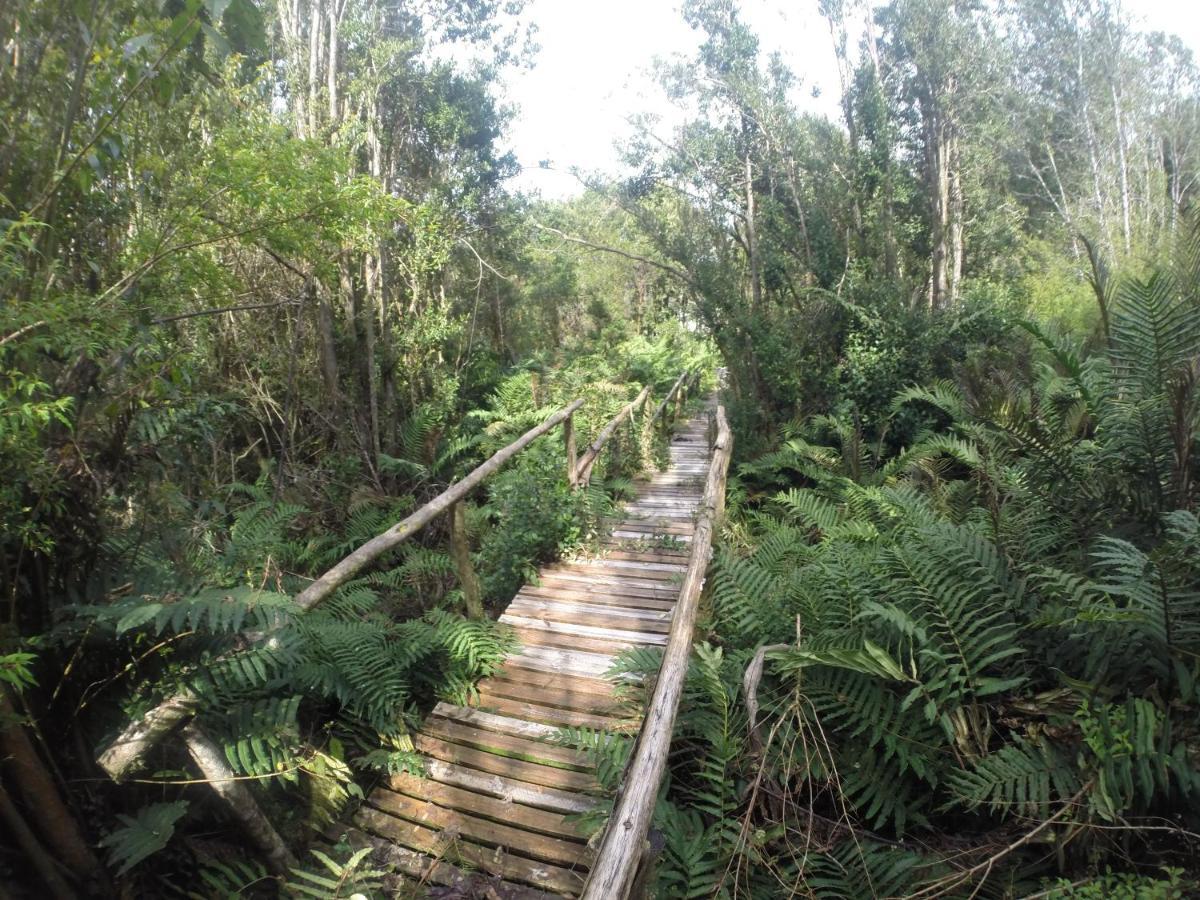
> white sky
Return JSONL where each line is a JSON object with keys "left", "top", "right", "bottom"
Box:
{"left": 499, "top": 0, "right": 1200, "bottom": 199}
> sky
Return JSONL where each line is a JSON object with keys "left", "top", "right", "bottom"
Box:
{"left": 499, "top": 0, "right": 1200, "bottom": 199}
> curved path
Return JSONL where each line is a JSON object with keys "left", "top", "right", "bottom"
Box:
{"left": 328, "top": 406, "right": 715, "bottom": 897}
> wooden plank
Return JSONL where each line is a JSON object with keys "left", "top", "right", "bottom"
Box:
{"left": 508, "top": 646, "right": 616, "bottom": 680}
{"left": 621, "top": 507, "right": 697, "bottom": 520}
{"left": 385, "top": 772, "right": 589, "bottom": 841}
{"left": 434, "top": 703, "right": 566, "bottom": 743}
{"left": 564, "top": 556, "right": 688, "bottom": 572}
{"left": 530, "top": 575, "right": 679, "bottom": 600}
{"left": 612, "top": 529, "right": 693, "bottom": 543}
{"left": 422, "top": 716, "right": 593, "bottom": 770}
{"left": 472, "top": 692, "right": 638, "bottom": 733}
{"left": 509, "top": 596, "right": 673, "bottom": 626}
{"left": 535, "top": 570, "right": 682, "bottom": 594}
{"left": 507, "top": 606, "right": 671, "bottom": 638}
{"left": 494, "top": 664, "right": 620, "bottom": 699}
{"left": 354, "top": 806, "right": 585, "bottom": 896}
{"left": 413, "top": 734, "right": 600, "bottom": 794}
{"left": 510, "top": 624, "right": 645, "bottom": 656}
{"left": 368, "top": 787, "right": 592, "bottom": 869}
{"left": 420, "top": 757, "right": 596, "bottom": 815}
{"left": 480, "top": 676, "right": 629, "bottom": 714}
{"left": 331, "top": 827, "right": 562, "bottom": 900}
{"left": 520, "top": 585, "right": 677, "bottom": 612}
{"left": 609, "top": 520, "right": 696, "bottom": 531}
{"left": 503, "top": 615, "right": 669, "bottom": 647}
{"left": 550, "top": 561, "right": 684, "bottom": 580}
{"left": 593, "top": 550, "right": 691, "bottom": 565}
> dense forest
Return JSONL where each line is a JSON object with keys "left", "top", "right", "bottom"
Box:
{"left": 2, "top": 0, "right": 1200, "bottom": 896}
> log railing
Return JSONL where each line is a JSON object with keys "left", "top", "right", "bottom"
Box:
{"left": 581, "top": 401, "right": 733, "bottom": 900}
{"left": 98, "top": 373, "right": 692, "bottom": 782}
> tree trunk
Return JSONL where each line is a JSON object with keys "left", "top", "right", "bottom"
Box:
{"left": 1111, "top": 80, "right": 1132, "bottom": 254}
{"left": 0, "top": 778, "right": 77, "bottom": 900}
{"left": 0, "top": 688, "right": 106, "bottom": 890}
{"left": 326, "top": 1, "right": 340, "bottom": 124}
{"left": 180, "top": 724, "right": 297, "bottom": 876}
{"left": 314, "top": 283, "right": 342, "bottom": 425}
{"left": 948, "top": 128, "right": 964, "bottom": 304}
{"left": 306, "top": 0, "right": 323, "bottom": 136}
{"left": 743, "top": 149, "right": 762, "bottom": 313}
{"left": 449, "top": 502, "right": 483, "bottom": 619}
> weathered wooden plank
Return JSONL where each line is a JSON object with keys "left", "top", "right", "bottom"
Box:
{"left": 529, "top": 576, "right": 679, "bottom": 600}
{"left": 550, "top": 561, "right": 685, "bottom": 580}
{"left": 507, "top": 646, "right": 616, "bottom": 680}
{"left": 420, "top": 758, "right": 596, "bottom": 815}
{"left": 331, "top": 827, "right": 563, "bottom": 900}
{"left": 413, "top": 734, "right": 599, "bottom": 793}
{"left": 611, "top": 529, "right": 693, "bottom": 543}
{"left": 502, "top": 615, "right": 669, "bottom": 647}
{"left": 422, "top": 716, "right": 593, "bottom": 770}
{"left": 434, "top": 703, "right": 562, "bottom": 742}
{"left": 509, "top": 596, "right": 673, "bottom": 626}
{"left": 368, "top": 787, "right": 592, "bottom": 869}
{"left": 495, "top": 663, "right": 619, "bottom": 698}
{"left": 520, "top": 585, "right": 677, "bottom": 612}
{"left": 587, "top": 550, "right": 691, "bottom": 565}
{"left": 385, "top": 772, "right": 588, "bottom": 841}
{"left": 472, "top": 692, "right": 638, "bottom": 733}
{"left": 479, "top": 676, "right": 629, "bottom": 715}
{"left": 510, "top": 624, "right": 646, "bottom": 656}
{"left": 535, "top": 570, "right": 683, "bottom": 593}
{"left": 353, "top": 806, "right": 585, "bottom": 896}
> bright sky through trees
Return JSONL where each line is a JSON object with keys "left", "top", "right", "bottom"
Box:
{"left": 507, "top": 0, "right": 1200, "bottom": 198}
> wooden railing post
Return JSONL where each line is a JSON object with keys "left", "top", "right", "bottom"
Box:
{"left": 449, "top": 501, "right": 483, "bottom": 619}
{"left": 564, "top": 411, "right": 578, "bottom": 487}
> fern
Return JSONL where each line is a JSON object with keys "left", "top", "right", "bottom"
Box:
{"left": 189, "top": 858, "right": 273, "bottom": 898}
{"left": 286, "top": 847, "right": 386, "bottom": 899}
{"left": 99, "top": 800, "right": 190, "bottom": 876}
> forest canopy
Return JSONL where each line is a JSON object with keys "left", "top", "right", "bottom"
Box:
{"left": 2, "top": 0, "right": 1200, "bottom": 896}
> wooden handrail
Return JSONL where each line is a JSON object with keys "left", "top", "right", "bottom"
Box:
{"left": 649, "top": 369, "right": 690, "bottom": 433}
{"left": 294, "top": 398, "right": 585, "bottom": 611}
{"left": 574, "top": 384, "right": 653, "bottom": 486}
{"left": 98, "top": 397, "right": 585, "bottom": 781}
{"left": 581, "top": 402, "right": 733, "bottom": 900}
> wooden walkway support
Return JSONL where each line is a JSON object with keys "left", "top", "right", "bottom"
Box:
{"left": 331, "top": 395, "right": 731, "bottom": 898}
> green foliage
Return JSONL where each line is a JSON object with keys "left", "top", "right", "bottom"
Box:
{"left": 1039, "top": 868, "right": 1191, "bottom": 899}
{"left": 286, "top": 847, "right": 386, "bottom": 899}
{"left": 188, "top": 858, "right": 273, "bottom": 898}
{"left": 99, "top": 801, "right": 191, "bottom": 876}
{"left": 664, "top": 236, "right": 1200, "bottom": 894}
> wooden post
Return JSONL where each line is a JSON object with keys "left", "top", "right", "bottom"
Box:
{"left": 564, "top": 412, "right": 578, "bottom": 487}
{"left": 449, "top": 501, "right": 483, "bottom": 619}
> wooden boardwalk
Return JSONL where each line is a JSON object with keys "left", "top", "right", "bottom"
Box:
{"left": 333, "top": 408, "right": 715, "bottom": 897}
